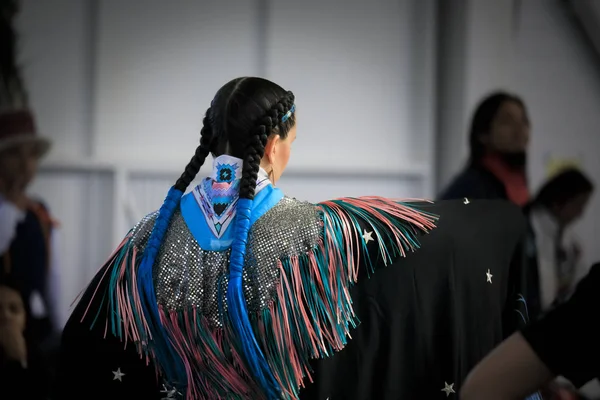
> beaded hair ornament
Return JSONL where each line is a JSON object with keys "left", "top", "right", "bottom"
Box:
{"left": 83, "top": 84, "right": 438, "bottom": 399}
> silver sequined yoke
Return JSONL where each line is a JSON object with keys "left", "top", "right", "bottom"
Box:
{"left": 129, "top": 197, "right": 322, "bottom": 327}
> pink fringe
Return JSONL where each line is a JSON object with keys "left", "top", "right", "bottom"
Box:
{"left": 82, "top": 197, "right": 436, "bottom": 399}
{"left": 250, "top": 197, "right": 437, "bottom": 394}
{"left": 158, "top": 306, "right": 264, "bottom": 399}
{"left": 80, "top": 235, "right": 131, "bottom": 321}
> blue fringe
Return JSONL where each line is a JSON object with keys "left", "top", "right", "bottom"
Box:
{"left": 227, "top": 197, "right": 281, "bottom": 399}
{"left": 525, "top": 393, "right": 544, "bottom": 400}
{"left": 319, "top": 199, "right": 432, "bottom": 275}
{"left": 136, "top": 187, "right": 186, "bottom": 387}
{"left": 92, "top": 196, "right": 436, "bottom": 398}
{"left": 241, "top": 199, "right": 436, "bottom": 398}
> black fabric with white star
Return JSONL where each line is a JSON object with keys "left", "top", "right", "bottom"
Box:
{"left": 301, "top": 199, "right": 529, "bottom": 399}
{"left": 53, "top": 260, "right": 164, "bottom": 399}
{"left": 53, "top": 199, "right": 530, "bottom": 400}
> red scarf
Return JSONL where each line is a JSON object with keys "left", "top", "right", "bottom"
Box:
{"left": 481, "top": 153, "right": 530, "bottom": 206}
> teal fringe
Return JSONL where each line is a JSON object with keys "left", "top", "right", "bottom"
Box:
{"left": 87, "top": 198, "right": 437, "bottom": 399}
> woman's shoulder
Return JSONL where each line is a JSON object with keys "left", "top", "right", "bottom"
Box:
{"left": 433, "top": 197, "right": 524, "bottom": 214}
{"left": 424, "top": 198, "right": 526, "bottom": 232}
{"left": 439, "top": 166, "right": 506, "bottom": 200}
{"left": 253, "top": 196, "right": 321, "bottom": 236}
{"left": 128, "top": 210, "right": 159, "bottom": 249}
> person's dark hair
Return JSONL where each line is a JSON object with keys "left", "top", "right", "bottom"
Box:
{"left": 136, "top": 77, "right": 295, "bottom": 397}
{"left": 174, "top": 77, "right": 296, "bottom": 196}
{"left": 0, "top": 273, "right": 26, "bottom": 307}
{"left": 468, "top": 91, "right": 528, "bottom": 165}
{"left": 0, "top": 274, "right": 30, "bottom": 335}
{"left": 532, "top": 168, "right": 594, "bottom": 209}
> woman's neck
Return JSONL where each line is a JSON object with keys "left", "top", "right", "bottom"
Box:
{"left": 212, "top": 154, "right": 272, "bottom": 185}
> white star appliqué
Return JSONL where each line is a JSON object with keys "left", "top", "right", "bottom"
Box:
{"left": 463, "top": 197, "right": 470, "bottom": 204}
{"left": 160, "top": 383, "right": 182, "bottom": 399}
{"left": 362, "top": 229, "right": 374, "bottom": 244}
{"left": 486, "top": 269, "right": 493, "bottom": 284}
{"left": 112, "top": 368, "right": 125, "bottom": 382}
{"left": 441, "top": 382, "right": 455, "bottom": 397}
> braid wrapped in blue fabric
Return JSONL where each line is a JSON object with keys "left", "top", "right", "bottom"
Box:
{"left": 104, "top": 79, "right": 301, "bottom": 398}
{"left": 227, "top": 121, "right": 281, "bottom": 398}
{"left": 110, "top": 109, "right": 214, "bottom": 389}
{"left": 82, "top": 78, "right": 437, "bottom": 399}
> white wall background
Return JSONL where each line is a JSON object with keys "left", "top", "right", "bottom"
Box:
{"left": 436, "top": 0, "right": 517, "bottom": 189}
{"left": 514, "top": 0, "right": 600, "bottom": 270}
{"left": 18, "top": 0, "right": 104, "bottom": 327}
{"left": 92, "top": 0, "right": 435, "bottom": 175}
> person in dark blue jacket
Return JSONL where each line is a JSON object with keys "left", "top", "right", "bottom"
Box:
{"left": 440, "top": 92, "right": 531, "bottom": 207}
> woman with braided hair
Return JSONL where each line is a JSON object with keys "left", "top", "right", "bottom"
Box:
{"left": 56, "top": 77, "right": 532, "bottom": 399}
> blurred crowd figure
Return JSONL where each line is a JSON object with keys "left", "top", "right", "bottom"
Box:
{"left": 0, "top": 277, "right": 52, "bottom": 398}
{"left": 440, "top": 91, "right": 595, "bottom": 318}
{"left": 0, "top": 1, "right": 59, "bottom": 398}
{"left": 0, "top": 112, "right": 59, "bottom": 400}
{"left": 440, "top": 92, "right": 531, "bottom": 206}
{"left": 525, "top": 168, "right": 594, "bottom": 314}
{"left": 440, "top": 91, "right": 597, "bottom": 400}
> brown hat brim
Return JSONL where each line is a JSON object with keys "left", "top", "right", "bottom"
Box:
{"left": 0, "top": 134, "right": 51, "bottom": 159}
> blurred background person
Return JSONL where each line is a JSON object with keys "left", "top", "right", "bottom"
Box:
{"left": 440, "top": 92, "right": 531, "bottom": 206}
{"left": 0, "top": 188, "right": 26, "bottom": 254}
{"left": 460, "top": 262, "right": 600, "bottom": 400}
{"left": 0, "top": 277, "right": 52, "bottom": 399}
{"left": 0, "top": 110, "right": 60, "bottom": 349}
{"left": 0, "top": 0, "right": 60, "bottom": 354}
{"left": 524, "top": 167, "right": 594, "bottom": 318}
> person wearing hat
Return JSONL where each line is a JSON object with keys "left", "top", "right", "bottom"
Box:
{"left": 0, "top": 0, "right": 60, "bottom": 346}
{"left": 0, "top": 109, "right": 59, "bottom": 341}
{"left": 0, "top": 109, "right": 52, "bottom": 249}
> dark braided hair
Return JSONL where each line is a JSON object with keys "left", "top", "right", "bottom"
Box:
{"left": 219, "top": 79, "right": 295, "bottom": 398}
{"left": 237, "top": 93, "right": 294, "bottom": 201}
{"left": 209, "top": 78, "right": 295, "bottom": 159}
{"left": 137, "top": 77, "right": 295, "bottom": 397}
{"left": 239, "top": 121, "right": 269, "bottom": 200}
{"left": 174, "top": 109, "right": 213, "bottom": 192}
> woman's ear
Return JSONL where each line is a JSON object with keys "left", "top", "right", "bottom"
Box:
{"left": 264, "top": 135, "right": 280, "bottom": 164}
